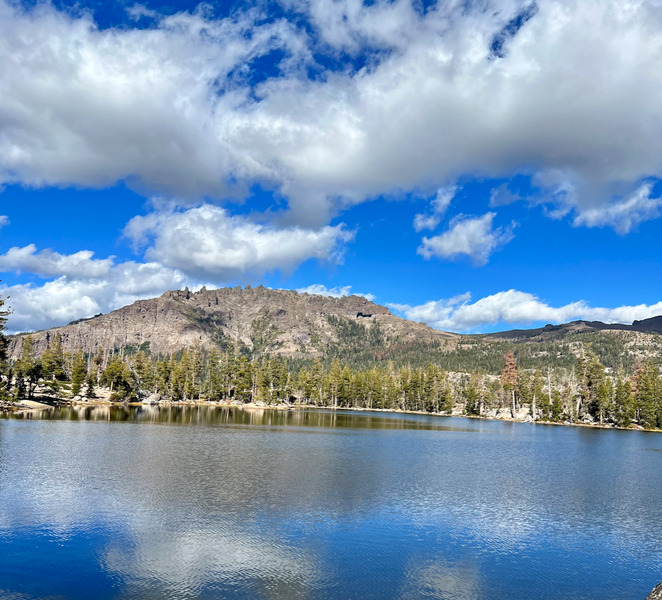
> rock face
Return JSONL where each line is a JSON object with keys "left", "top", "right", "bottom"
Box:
{"left": 7, "top": 286, "right": 456, "bottom": 359}
{"left": 647, "top": 582, "right": 662, "bottom": 600}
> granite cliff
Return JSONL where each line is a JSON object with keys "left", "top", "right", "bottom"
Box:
{"left": 7, "top": 286, "right": 457, "bottom": 360}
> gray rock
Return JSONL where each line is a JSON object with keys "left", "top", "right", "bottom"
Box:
{"left": 646, "top": 582, "right": 662, "bottom": 600}
{"left": 7, "top": 286, "right": 456, "bottom": 360}
{"left": 144, "top": 393, "right": 162, "bottom": 405}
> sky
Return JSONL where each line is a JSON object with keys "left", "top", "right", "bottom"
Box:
{"left": 1, "top": 0, "right": 662, "bottom": 334}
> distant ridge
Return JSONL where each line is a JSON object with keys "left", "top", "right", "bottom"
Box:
{"left": 487, "top": 315, "right": 662, "bottom": 341}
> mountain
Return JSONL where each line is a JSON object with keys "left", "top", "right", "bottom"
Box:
{"left": 487, "top": 316, "right": 662, "bottom": 341}
{"left": 7, "top": 286, "right": 457, "bottom": 362}
{"left": 7, "top": 287, "right": 662, "bottom": 374}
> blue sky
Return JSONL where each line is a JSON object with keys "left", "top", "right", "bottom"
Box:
{"left": 1, "top": 0, "right": 662, "bottom": 334}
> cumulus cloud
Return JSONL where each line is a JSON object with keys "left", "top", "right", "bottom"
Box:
{"left": 296, "top": 283, "right": 375, "bottom": 301}
{"left": 124, "top": 204, "right": 354, "bottom": 280}
{"left": 0, "top": 203, "right": 355, "bottom": 331}
{"left": 390, "top": 290, "right": 662, "bottom": 333}
{"left": 418, "top": 213, "right": 515, "bottom": 265}
{"left": 573, "top": 182, "right": 662, "bottom": 234}
{"left": 1, "top": 1, "right": 662, "bottom": 228}
{"left": 0, "top": 1, "right": 305, "bottom": 199}
{"left": 1, "top": 262, "right": 189, "bottom": 333}
{"left": 413, "top": 185, "right": 458, "bottom": 232}
{"left": 0, "top": 244, "right": 114, "bottom": 278}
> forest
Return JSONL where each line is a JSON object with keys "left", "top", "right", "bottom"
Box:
{"left": 5, "top": 330, "right": 662, "bottom": 430}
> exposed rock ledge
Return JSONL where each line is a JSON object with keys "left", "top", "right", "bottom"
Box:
{"left": 647, "top": 583, "right": 662, "bottom": 599}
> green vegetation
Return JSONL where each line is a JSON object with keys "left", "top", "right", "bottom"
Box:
{"left": 5, "top": 333, "right": 662, "bottom": 429}
{"left": 2, "top": 290, "right": 660, "bottom": 428}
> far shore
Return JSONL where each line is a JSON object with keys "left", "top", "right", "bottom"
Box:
{"left": 3, "top": 395, "right": 656, "bottom": 433}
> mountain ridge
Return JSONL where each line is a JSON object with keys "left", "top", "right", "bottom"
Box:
{"left": 7, "top": 286, "right": 457, "bottom": 361}
{"left": 486, "top": 315, "right": 662, "bottom": 341}
{"left": 6, "top": 287, "right": 662, "bottom": 372}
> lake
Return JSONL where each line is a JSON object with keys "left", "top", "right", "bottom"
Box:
{"left": 1, "top": 406, "right": 661, "bottom": 599}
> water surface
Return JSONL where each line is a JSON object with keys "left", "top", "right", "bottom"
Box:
{"left": 1, "top": 406, "right": 661, "bottom": 599}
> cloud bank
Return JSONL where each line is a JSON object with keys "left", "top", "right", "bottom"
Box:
{"left": 2, "top": 262, "right": 189, "bottom": 333}
{"left": 124, "top": 204, "right": 354, "bottom": 280}
{"left": 0, "top": 201, "right": 355, "bottom": 332}
{"left": 1, "top": 0, "right": 662, "bottom": 228}
{"left": 391, "top": 290, "right": 662, "bottom": 333}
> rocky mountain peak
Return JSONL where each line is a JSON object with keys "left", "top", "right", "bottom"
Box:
{"left": 7, "top": 286, "right": 439, "bottom": 361}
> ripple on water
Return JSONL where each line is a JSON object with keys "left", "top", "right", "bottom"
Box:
{"left": 0, "top": 408, "right": 661, "bottom": 599}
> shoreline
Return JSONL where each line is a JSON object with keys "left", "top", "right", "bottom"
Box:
{"left": 4, "top": 396, "right": 651, "bottom": 433}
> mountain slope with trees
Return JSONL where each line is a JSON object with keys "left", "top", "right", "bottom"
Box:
{"left": 7, "top": 286, "right": 458, "bottom": 365}
{"left": 2, "top": 287, "right": 662, "bottom": 430}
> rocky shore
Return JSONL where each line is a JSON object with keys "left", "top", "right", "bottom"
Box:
{"left": 3, "top": 388, "right": 659, "bottom": 433}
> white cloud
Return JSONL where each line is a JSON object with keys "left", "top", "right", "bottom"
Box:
{"left": 0, "top": 216, "right": 8, "bottom": 229}
{"left": 390, "top": 289, "right": 662, "bottom": 333}
{"left": 0, "top": 202, "right": 355, "bottom": 331}
{"left": 124, "top": 204, "right": 354, "bottom": 281}
{"left": 413, "top": 185, "right": 458, "bottom": 232}
{"left": 0, "top": 1, "right": 305, "bottom": 199}
{"left": 573, "top": 182, "right": 662, "bottom": 234}
{"left": 1, "top": 1, "right": 662, "bottom": 228}
{"left": 418, "top": 213, "right": 515, "bottom": 265}
{"left": 489, "top": 184, "right": 522, "bottom": 207}
{"left": 0, "top": 244, "right": 114, "bottom": 278}
{"left": 1, "top": 262, "right": 189, "bottom": 333}
{"left": 296, "top": 283, "right": 375, "bottom": 301}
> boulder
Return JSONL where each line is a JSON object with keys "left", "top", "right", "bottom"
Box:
{"left": 646, "top": 582, "right": 662, "bottom": 600}
{"left": 143, "top": 393, "right": 162, "bottom": 405}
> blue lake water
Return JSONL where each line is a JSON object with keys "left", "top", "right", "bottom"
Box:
{"left": 1, "top": 406, "right": 661, "bottom": 599}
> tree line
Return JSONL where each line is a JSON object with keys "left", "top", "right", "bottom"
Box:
{"left": 5, "top": 330, "right": 662, "bottom": 429}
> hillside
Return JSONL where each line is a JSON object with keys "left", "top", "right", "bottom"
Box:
{"left": 7, "top": 286, "right": 457, "bottom": 364}
{"left": 7, "top": 287, "right": 662, "bottom": 374}
{"left": 487, "top": 316, "right": 662, "bottom": 341}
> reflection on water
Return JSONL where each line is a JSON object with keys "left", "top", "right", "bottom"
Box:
{"left": 5, "top": 404, "right": 482, "bottom": 431}
{"left": 1, "top": 407, "right": 661, "bottom": 599}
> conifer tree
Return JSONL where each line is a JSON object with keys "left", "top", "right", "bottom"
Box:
{"left": 634, "top": 361, "right": 661, "bottom": 429}
{"left": 15, "top": 335, "right": 41, "bottom": 399}
{"left": 613, "top": 377, "right": 634, "bottom": 428}
{"left": 501, "top": 351, "right": 518, "bottom": 415}
{"left": 70, "top": 349, "right": 87, "bottom": 397}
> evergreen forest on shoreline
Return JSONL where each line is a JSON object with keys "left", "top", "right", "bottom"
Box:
{"left": 5, "top": 330, "right": 662, "bottom": 431}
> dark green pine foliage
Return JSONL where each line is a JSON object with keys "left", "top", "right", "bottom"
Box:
{"left": 6, "top": 330, "right": 662, "bottom": 430}
{"left": 70, "top": 350, "right": 88, "bottom": 397}
{"left": 613, "top": 377, "right": 635, "bottom": 428}
{"left": 634, "top": 361, "right": 661, "bottom": 429}
{"left": 15, "top": 335, "right": 41, "bottom": 399}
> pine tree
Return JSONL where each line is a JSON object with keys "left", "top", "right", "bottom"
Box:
{"left": 15, "top": 335, "right": 41, "bottom": 399}
{"left": 613, "top": 377, "right": 634, "bottom": 428}
{"left": 41, "top": 334, "right": 66, "bottom": 382}
{"left": 463, "top": 373, "right": 481, "bottom": 415}
{"left": 70, "top": 349, "right": 87, "bottom": 398}
{"left": 551, "top": 389, "right": 564, "bottom": 422}
{"left": 501, "top": 351, "right": 518, "bottom": 415}
{"left": 634, "top": 361, "right": 661, "bottom": 429}
{"left": 530, "top": 370, "right": 545, "bottom": 420}
{"left": 133, "top": 351, "right": 156, "bottom": 395}
{"left": 101, "top": 358, "right": 136, "bottom": 400}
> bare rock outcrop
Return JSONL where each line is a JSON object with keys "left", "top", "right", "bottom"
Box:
{"left": 8, "top": 286, "right": 456, "bottom": 359}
